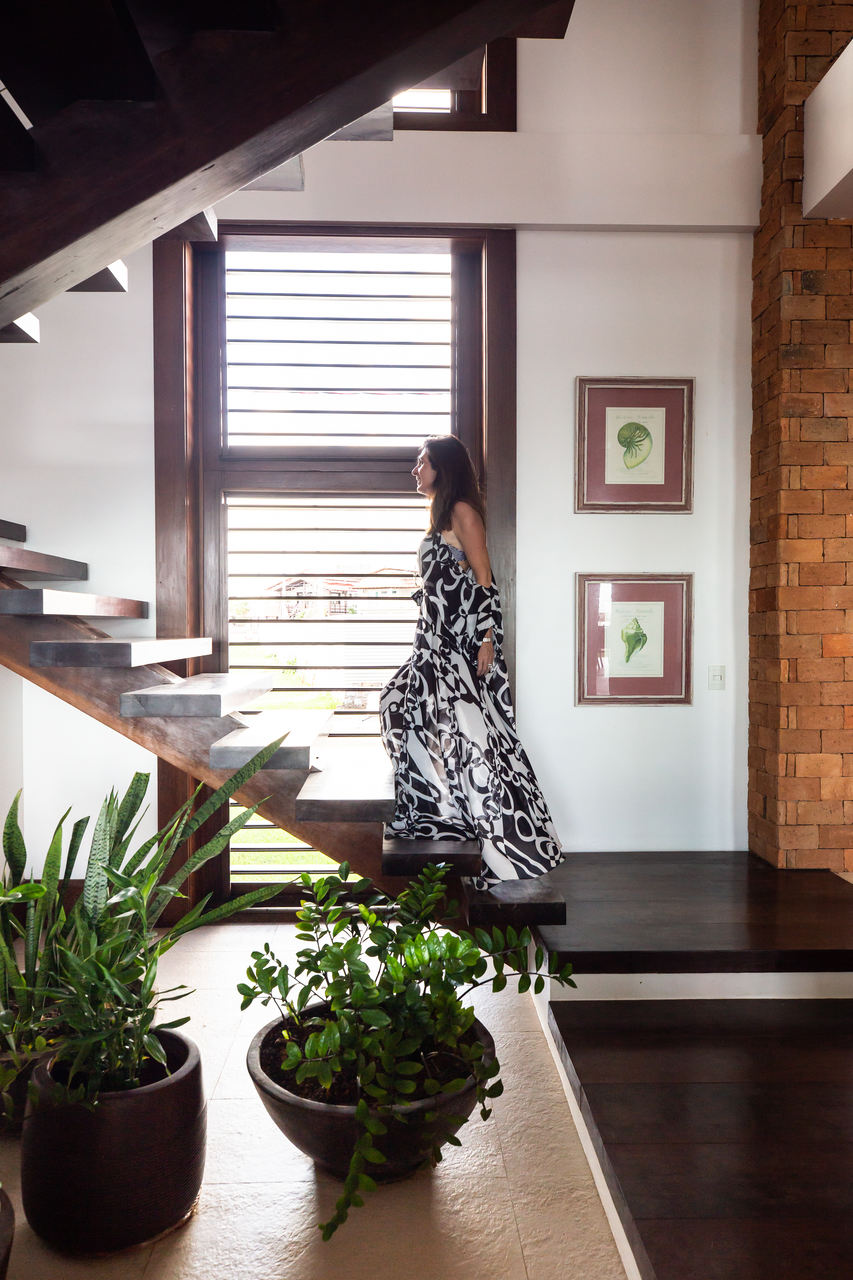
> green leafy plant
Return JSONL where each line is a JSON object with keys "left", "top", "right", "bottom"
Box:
{"left": 2, "top": 740, "right": 284, "bottom": 1107}
{"left": 0, "top": 794, "right": 90, "bottom": 1124}
{"left": 239, "top": 861, "right": 575, "bottom": 1239}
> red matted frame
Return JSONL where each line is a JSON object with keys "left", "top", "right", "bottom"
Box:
{"left": 576, "top": 573, "right": 693, "bottom": 705}
{"left": 576, "top": 377, "right": 694, "bottom": 513}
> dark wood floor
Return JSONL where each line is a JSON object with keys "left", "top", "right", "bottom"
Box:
{"left": 536, "top": 851, "right": 853, "bottom": 971}
{"left": 549, "top": 999, "right": 853, "bottom": 1280}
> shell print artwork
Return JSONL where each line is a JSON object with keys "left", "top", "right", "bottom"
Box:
{"left": 616, "top": 421, "right": 653, "bottom": 470}
{"left": 621, "top": 616, "right": 647, "bottom": 663}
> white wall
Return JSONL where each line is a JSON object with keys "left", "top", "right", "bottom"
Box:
{"left": 0, "top": 246, "right": 158, "bottom": 869}
{"left": 515, "top": 230, "right": 751, "bottom": 850}
{"left": 0, "top": 0, "right": 757, "bottom": 864}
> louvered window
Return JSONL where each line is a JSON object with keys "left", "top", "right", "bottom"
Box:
{"left": 180, "top": 224, "right": 513, "bottom": 900}
{"left": 224, "top": 249, "right": 452, "bottom": 450}
{"left": 227, "top": 494, "right": 426, "bottom": 881}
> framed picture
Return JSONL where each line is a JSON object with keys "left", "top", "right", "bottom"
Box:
{"left": 576, "top": 377, "right": 694, "bottom": 512}
{"left": 576, "top": 573, "right": 693, "bottom": 705}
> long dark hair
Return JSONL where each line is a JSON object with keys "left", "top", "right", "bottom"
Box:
{"left": 423, "top": 435, "right": 485, "bottom": 535}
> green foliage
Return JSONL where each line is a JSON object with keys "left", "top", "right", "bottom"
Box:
{"left": 239, "top": 862, "right": 575, "bottom": 1239}
{"left": 0, "top": 738, "right": 285, "bottom": 1110}
{"left": 0, "top": 793, "right": 87, "bottom": 1124}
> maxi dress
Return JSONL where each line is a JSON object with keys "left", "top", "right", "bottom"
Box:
{"left": 380, "top": 532, "right": 564, "bottom": 889}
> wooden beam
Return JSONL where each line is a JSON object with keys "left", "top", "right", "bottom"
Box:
{"left": 0, "top": 0, "right": 560, "bottom": 324}
{"left": 0, "top": 313, "right": 38, "bottom": 343}
{"left": 0, "top": 520, "right": 26, "bottom": 542}
{"left": 68, "top": 260, "right": 128, "bottom": 292}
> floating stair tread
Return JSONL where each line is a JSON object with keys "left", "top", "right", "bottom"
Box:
{"left": 68, "top": 261, "right": 128, "bottom": 293}
{"left": 0, "top": 314, "right": 38, "bottom": 343}
{"left": 210, "top": 710, "right": 335, "bottom": 770}
{"left": 295, "top": 737, "right": 394, "bottom": 822}
{"left": 30, "top": 637, "right": 213, "bottom": 668}
{"left": 0, "top": 521, "right": 26, "bottom": 542}
{"left": 0, "top": 546, "right": 88, "bottom": 580}
{"left": 535, "top": 851, "right": 853, "bottom": 974}
{"left": 121, "top": 672, "right": 272, "bottom": 718}
{"left": 0, "top": 589, "right": 146, "bottom": 618}
{"left": 464, "top": 876, "right": 567, "bottom": 928}
{"left": 382, "top": 833, "right": 481, "bottom": 876}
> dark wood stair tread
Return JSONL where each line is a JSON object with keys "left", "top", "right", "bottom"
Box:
{"left": 0, "top": 545, "right": 87, "bottom": 580}
{"left": 0, "top": 520, "right": 26, "bottom": 542}
{"left": 209, "top": 710, "right": 334, "bottom": 770}
{"left": 0, "top": 589, "right": 146, "bottom": 618}
{"left": 120, "top": 672, "right": 272, "bottom": 718}
{"left": 549, "top": 998, "right": 853, "bottom": 1280}
{"left": 535, "top": 851, "right": 853, "bottom": 974}
{"left": 381, "top": 833, "right": 481, "bottom": 876}
{"left": 29, "top": 636, "right": 212, "bottom": 667}
{"left": 295, "top": 737, "right": 394, "bottom": 823}
{"left": 464, "top": 876, "right": 567, "bottom": 927}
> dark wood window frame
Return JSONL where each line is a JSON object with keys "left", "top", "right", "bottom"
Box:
{"left": 152, "top": 222, "right": 516, "bottom": 906}
{"left": 392, "top": 37, "right": 516, "bottom": 132}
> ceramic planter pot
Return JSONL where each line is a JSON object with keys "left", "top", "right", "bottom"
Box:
{"left": 247, "top": 1012, "right": 495, "bottom": 1181}
{"left": 0, "top": 1188, "right": 13, "bottom": 1280}
{"left": 20, "top": 1029, "right": 206, "bottom": 1255}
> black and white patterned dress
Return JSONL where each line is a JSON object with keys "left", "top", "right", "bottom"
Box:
{"left": 380, "top": 532, "right": 563, "bottom": 888}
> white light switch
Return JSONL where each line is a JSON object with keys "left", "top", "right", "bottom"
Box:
{"left": 708, "top": 665, "right": 726, "bottom": 691}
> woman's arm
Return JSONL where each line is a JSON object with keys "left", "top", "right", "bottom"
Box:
{"left": 451, "top": 502, "right": 495, "bottom": 677}
{"left": 451, "top": 501, "right": 491, "bottom": 586}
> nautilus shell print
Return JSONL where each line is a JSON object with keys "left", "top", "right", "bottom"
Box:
{"left": 616, "top": 420, "right": 653, "bottom": 470}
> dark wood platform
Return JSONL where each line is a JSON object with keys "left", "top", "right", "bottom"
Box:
{"left": 536, "top": 851, "right": 853, "bottom": 972}
{"left": 549, "top": 999, "right": 853, "bottom": 1280}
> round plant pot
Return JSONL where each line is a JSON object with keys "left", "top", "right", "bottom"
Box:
{"left": 247, "top": 1013, "right": 495, "bottom": 1181}
{"left": 0, "top": 1188, "right": 14, "bottom": 1280}
{"left": 20, "top": 1029, "right": 206, "bottom": 1255}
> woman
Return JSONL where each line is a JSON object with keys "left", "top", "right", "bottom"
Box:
{"left": 380, "top": 435, "right": 563, "bottom": 889}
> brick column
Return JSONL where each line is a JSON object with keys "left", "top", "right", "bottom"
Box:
{"left": 751, "top": 1, "right": 853, "bottom": 869}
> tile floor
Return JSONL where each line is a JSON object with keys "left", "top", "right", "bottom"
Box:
{"left": 0, "top": 923, "right": 626, "bottom": 1280}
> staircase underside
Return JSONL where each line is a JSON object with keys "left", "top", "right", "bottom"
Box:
{"left": 0, "top": 0, "right": 561, "bottom": 325}
{"left": 0, "top": 586, "right": 404, "bottom": 898}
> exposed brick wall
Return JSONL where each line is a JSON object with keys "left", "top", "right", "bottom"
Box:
{"left": 751, "top": 1, "right": 853, "bottom": 869}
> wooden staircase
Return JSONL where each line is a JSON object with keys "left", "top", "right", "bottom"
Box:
{"left": 0, "top": 0, "right": 573, "bottom": 328}
{"left": 0, "top": 520, "right": 566, "bottom": 925}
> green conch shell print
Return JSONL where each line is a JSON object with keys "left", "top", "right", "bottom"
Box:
{"left": 616, "top": 421, "right": 653, "bottom": 470}
{"left": 621, "top": 617, "right": 647, "bottom": 663}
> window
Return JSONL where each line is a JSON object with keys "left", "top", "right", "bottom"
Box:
{"left": 392, "top": 39, "right": 515, "bottom": 132}
{"left": 223, "top": 246, "right": 452, "bottom": 450}
{"left": 153, "top": 224, "right": 516, "bottom": 905}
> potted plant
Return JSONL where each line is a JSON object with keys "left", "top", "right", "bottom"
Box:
{"left": 240, "top": 861, "right": 575, "bottom": 1239}
{"left": 19, "top": 739, "right": 283, "bottom": 1256}
{"left": 0, "top": 792, "right": 89, "bottom": 1128}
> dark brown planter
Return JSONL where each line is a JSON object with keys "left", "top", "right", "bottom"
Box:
{"left": 247, "top": 1013, "right": 495, "bottom": 1181}
{"left": 20, "top": 1029, "right": 206, "bottom": 1255}
{"left": 0, "top": 1188, "right": 13, "bottom": 1280}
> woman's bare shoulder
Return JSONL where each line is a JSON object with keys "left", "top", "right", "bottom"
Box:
{"left": 450, "top": 500, "right": 485, "bottom": 532}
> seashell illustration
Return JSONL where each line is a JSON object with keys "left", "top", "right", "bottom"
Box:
{"left": 616, "top": 421, "right": 653, "bottom": 470}
{"left": 621, "top": 616, "right": 647, "bottom": 663}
